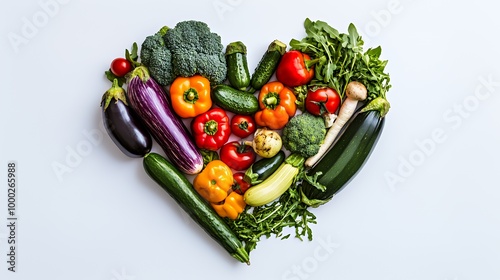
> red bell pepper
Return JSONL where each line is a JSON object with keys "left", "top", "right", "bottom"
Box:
{"left": 276, "top": 50, "right": 316, "bottom": 87}
{"left": 191, "top": 108, "right": 231, "bottom": 151}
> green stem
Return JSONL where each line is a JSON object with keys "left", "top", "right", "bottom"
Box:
{"left": 361, "top": 96, "right": 391, "bottom": 117}
{"left": 264, "top": 92, "right": 280, "bottom": 109}
{"left": 285, "top": 153, "right": 305, "bottom": 168}
{"left": 129, "top": 65, "right": 150, "bottom": 83}
{"left": 101, "top": 78, "right": 127, "bottom": 110}
{"left": 304, "top": 56, "right": 326, "bottom": 70}
{"left": 184, "top": 88, "right": 199, "bottom": 104}
{"left": 268, "top": 39, "right": 287, "bottom": 55}
{"left": 204, "top": 120, "right": 219, "bottom": 136}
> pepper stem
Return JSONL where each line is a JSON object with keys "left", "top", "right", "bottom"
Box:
{"left": 204, "top": 120, "right": 219, "bottom": 136}
{"left": 304, "top": 56, "right": 326, "bottom": 70}
{"left": 184, "top": 88, "right": 199, "bottom": 104}
{"left": 263, "top": 92, "right": 280, "bottom": 109}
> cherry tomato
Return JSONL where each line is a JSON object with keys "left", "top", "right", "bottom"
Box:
{"left": 110, "top": 58, "right": 132, "bottom": 77}
{"left": 220, "top": 141, "right": 256, "bottom": 171}
{"left": 305, "top": 87, "right": 341, "bottom": 116}
{"left": 231, "top": 115, "right": 256, "bottom": 138}
{"left": 232, "top": 172, "right": 251, "bottom": 195}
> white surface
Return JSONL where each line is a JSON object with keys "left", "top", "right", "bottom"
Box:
{"left": 1, "top": 0, "right": 500, "bottom": 279}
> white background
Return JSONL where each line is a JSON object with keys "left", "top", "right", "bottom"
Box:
{"left": 1, "top": 0, "right": 500, "bottom": 279}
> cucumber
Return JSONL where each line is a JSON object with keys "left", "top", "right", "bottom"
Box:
{"left": 143, "top": 153, "right": 250, "bottom": 264}
{"left": 300, "top": 98, "right": 388, "bottom": 207}
{"left": 248, "top": 40, "right": 286, "bottom": 92}
{"left": 244, "top": 150, "right": 285, "bottom": 185}
{"left": 212, "top": 84, "right": 258, "bottom": 115}
{"left": 226, "top": 41, "right": 251, "bottom": 91}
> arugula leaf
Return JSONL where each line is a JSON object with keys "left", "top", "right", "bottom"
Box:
{"left": 289, "top": 18, "right": 391, "bottom": 100}
{"left": 227, "top": 182, "right": 316, "bottom": 253}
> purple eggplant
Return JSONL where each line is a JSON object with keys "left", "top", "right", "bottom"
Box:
{"left": 101, "top": 79, "right": 152, "bottom": 157}
{"left": 126, "top": 66, "right": 203, "bottom": 175}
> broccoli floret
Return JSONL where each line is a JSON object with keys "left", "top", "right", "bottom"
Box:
{"left": 147, "top": 49, "right": 174, "bottom": 86}
{"left": 163, "top": 20, "right": 227, "bottom": 84}
{"left": 140, "top": 27, "right": 174, "bottom": 86}
{"left": 282, "top": 113, "right": 327, "bottom": 158}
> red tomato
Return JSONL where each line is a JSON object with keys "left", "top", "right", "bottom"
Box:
{"left": 305, "top": 87, "right": 341, "bottom": 116}
{"left": 220, "top": 141, "right": 256, "bottom": 171}
{"left": 231, "top": 115, "right": 256, "bottom": 138}
{"left": 110, "top": 58, "right": 132, "bottom": 77}
{"left": 232, "top": 172, "right": 251, "bottom": 194}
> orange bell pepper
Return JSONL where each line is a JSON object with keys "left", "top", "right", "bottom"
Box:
{"left": 212, "top": 192, "right": 246, "bottom": 220}
{"left": 170, "top": 75, "right": 212, "bottom": 118}
{"left": 193, "top": 160, "right": 233, "bottom": 203}
{"left": 254, "top": 81, "right": 297, "bottom": 130}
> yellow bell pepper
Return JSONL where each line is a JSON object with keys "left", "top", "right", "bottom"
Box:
{"left": 193, "top": 160, "right": 233, "bottom": 203}
{"left": 212, "top": 192, "right": 246, "bottom": 220}
{"left": 193, "top": 160, "right": 246, "bottom": 220}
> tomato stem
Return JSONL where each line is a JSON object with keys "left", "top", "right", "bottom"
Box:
{"left": 237, "top": 142, "right": 250, "bottom": 154}
{"left": 238, "top": 121, "right": 249, "bottom": 132}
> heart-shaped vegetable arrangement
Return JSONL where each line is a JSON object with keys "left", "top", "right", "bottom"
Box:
{"left": 100, "top": 18, "right": 392, "bottom": 265}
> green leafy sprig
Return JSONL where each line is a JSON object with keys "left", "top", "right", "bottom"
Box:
{"left": 290, "top": 18, "right": 391, "bottom": 100}
{"left": 227, "top": 182, "right": 316, "bottom": 253}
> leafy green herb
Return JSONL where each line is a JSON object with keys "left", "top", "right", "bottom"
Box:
{"left": 292, "top": 85, "right": 308, "bottom": 112}
{"left": 290, "top": 18, "right": 391, "bottom": 100}
{"left": 104, "top": 69, "right": 126, "bottom": 86}
{"left": 125, "top": 42, "right": 141, "bottom": 68}
{"left": 200, "top": 149, "right": 219, "bottom": 169}
{"left": 227, "top": 182, "right": 316, "bottom": 253}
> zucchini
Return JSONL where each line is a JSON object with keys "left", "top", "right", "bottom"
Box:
{"left": 244, "top": 150, "right": 285, "bottom": 185}
{"left": 248, "top": 39, "right": 286, "bottom": 92}
{"left": 212, "top": 84, "right": 258, "bottom": 115}
{"left": 244, "top": 153, "right": 304, "bottom": 207}
{"left": 143, "top": 153, "right": 250, "bottom": 264}
{"left": 226, "top": 41, "right": 251, "bottom": 91}
{"left": 300, "top": 97, "right": 389, "bottom": 207}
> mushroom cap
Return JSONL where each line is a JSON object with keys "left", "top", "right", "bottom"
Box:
{"left": 346, "top": 81, "right": 368, "bottom": 101}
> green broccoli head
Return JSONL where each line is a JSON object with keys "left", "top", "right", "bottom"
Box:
{"left": 282, "top": 113, "right": 327, "bottom": 158}
{"left": 147, "top": 48, "right": 174, "bottom": 86}
{"left": 171, "top": 50, "right": 197, "bottom": 78}
{"left": 163, "top": 20, "right": 227, "bottom": 84}
{"left": 140, "top": 27, "right": 174, "bottom": 86}
{"left": 196, "top": 53, "right": 227, "bottom": 85}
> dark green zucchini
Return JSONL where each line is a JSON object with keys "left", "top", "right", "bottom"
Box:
{"left": 244, "top": 150, "right": 285, "bottom": 185}
{"left": 226, "top": 41, "right": 251, "bottom": 91}
{"left": 143, "top": 153, "right": 250, "bottom": 264}
{"left": 212, "top": 84, "right": 259, "bottom": 115}
{"left": 248, "top": 40, "right": 286, "bottom": 92}
{"left": 300, "top": 97, "right": 389, "bottom": 207}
